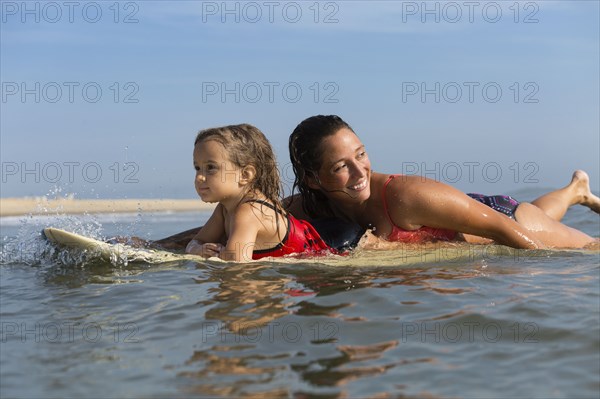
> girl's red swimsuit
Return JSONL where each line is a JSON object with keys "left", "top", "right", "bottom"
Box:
{"left": 251, "top": 201, "right": 334, "bottom": 260}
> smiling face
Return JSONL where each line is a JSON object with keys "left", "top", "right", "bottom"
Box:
{"left": 193, "top": 139, "right": 244, "bottom": 204}
{"left": 310, "top": 127, "right": 372, "bottom": 204}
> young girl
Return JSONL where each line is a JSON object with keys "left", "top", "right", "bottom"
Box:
{"left": 185, "top": 124, "right": 332, "bottom": 262}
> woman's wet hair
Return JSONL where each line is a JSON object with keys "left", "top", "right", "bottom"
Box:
{"left": 289, "top": 115, "right": 354, "bottom": 218}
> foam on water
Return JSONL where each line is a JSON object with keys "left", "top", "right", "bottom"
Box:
{"left": 0, "top": 210, "right": 105, "bottom": 266}
{"left": 0, "top": 189, "right": 138, "bottom": 266}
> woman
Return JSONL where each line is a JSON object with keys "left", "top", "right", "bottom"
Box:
{"left": 287, "top": 115, "right": 599, "bottom": 249}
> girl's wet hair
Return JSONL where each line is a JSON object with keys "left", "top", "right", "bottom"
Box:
{"left": 289, "top": 115, "right": 354, "bottom": 218}
{"left": 195, "top": 124, "right": 283, "bottom": 213}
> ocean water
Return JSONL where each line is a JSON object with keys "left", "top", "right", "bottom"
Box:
{"left": 1, "top": 197, "right": 599, "bottom": 398}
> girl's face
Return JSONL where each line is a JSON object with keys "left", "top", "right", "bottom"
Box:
{"left": 312, "top": 128, "right": 372, "bottom": 204}
{"left": 193, "top": 140, "right": 243, "bottom": 204}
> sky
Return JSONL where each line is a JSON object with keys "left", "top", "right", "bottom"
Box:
{"left": 1, "top": 0, "right": 599, "bottom": 200}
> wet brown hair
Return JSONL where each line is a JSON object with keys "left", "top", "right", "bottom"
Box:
{"left": 288, "top": 115, "right": 355, "bottom": 218}
{"left": 195, "top": 124, "right": 284, "bottom": 214}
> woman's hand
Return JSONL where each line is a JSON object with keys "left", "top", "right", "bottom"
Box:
{"left": 185, "top": 239, "right": 224, "bottom": 258}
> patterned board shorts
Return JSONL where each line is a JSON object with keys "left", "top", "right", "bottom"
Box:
{"left": 466, "top": 193, "right": 520, "bottom": 219}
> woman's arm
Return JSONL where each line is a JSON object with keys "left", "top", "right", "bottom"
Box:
{"left": 387, "top": 177, "right": 544, "bottom": 249}
{"left": 153, "top": 227, "right": 202, "bottom": 250}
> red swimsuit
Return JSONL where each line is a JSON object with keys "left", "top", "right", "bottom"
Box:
{"left": 382, "top": 175, "right": 457, "bottom": 243}
{"left": 251, "top": 201, "right": 333, "bottom": 260}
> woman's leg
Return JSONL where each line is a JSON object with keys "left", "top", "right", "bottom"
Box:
{"left": 514, "top": 203, "right": 595, "bottom": 248}
{"left": 530, "top": 170, "right": 600, "bottom": 221}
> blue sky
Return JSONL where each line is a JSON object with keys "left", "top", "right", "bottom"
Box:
{"left": 1, "top": 0, "right": 599, "bottom": 200}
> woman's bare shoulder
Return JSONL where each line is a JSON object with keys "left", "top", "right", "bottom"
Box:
{"left": 383, "top": 173, "right": 460, "bottom": 196}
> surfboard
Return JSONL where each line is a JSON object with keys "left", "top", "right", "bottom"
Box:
{"left": 42, "top": 227, "right": 596, "bottom": 267}
{"left": 42, "top": 227, "right": 207, "bottom": 264}
{"left": 42, "top": 227, "right": 458, "bottom": 266}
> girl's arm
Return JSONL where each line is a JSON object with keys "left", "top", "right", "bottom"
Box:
{"left": 219, "top": 203, "right": 263, "bottom": 262}
{"left": 387, "top": 178, "right": 544, "bottom": 249}
{"left": 186, "top": 204, "right": 227, "bottom": 257}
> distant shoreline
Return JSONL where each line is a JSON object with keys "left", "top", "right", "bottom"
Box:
{"left": 0, "top": 197, "right": 215, "bottom": 217}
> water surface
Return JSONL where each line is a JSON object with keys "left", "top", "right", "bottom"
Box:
{"left": 1, "top": 203, "right": 599, "bottom": 398}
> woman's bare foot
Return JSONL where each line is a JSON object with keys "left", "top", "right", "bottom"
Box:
{"left": 571, "top": 170, "right": 600, "bottom": 213}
